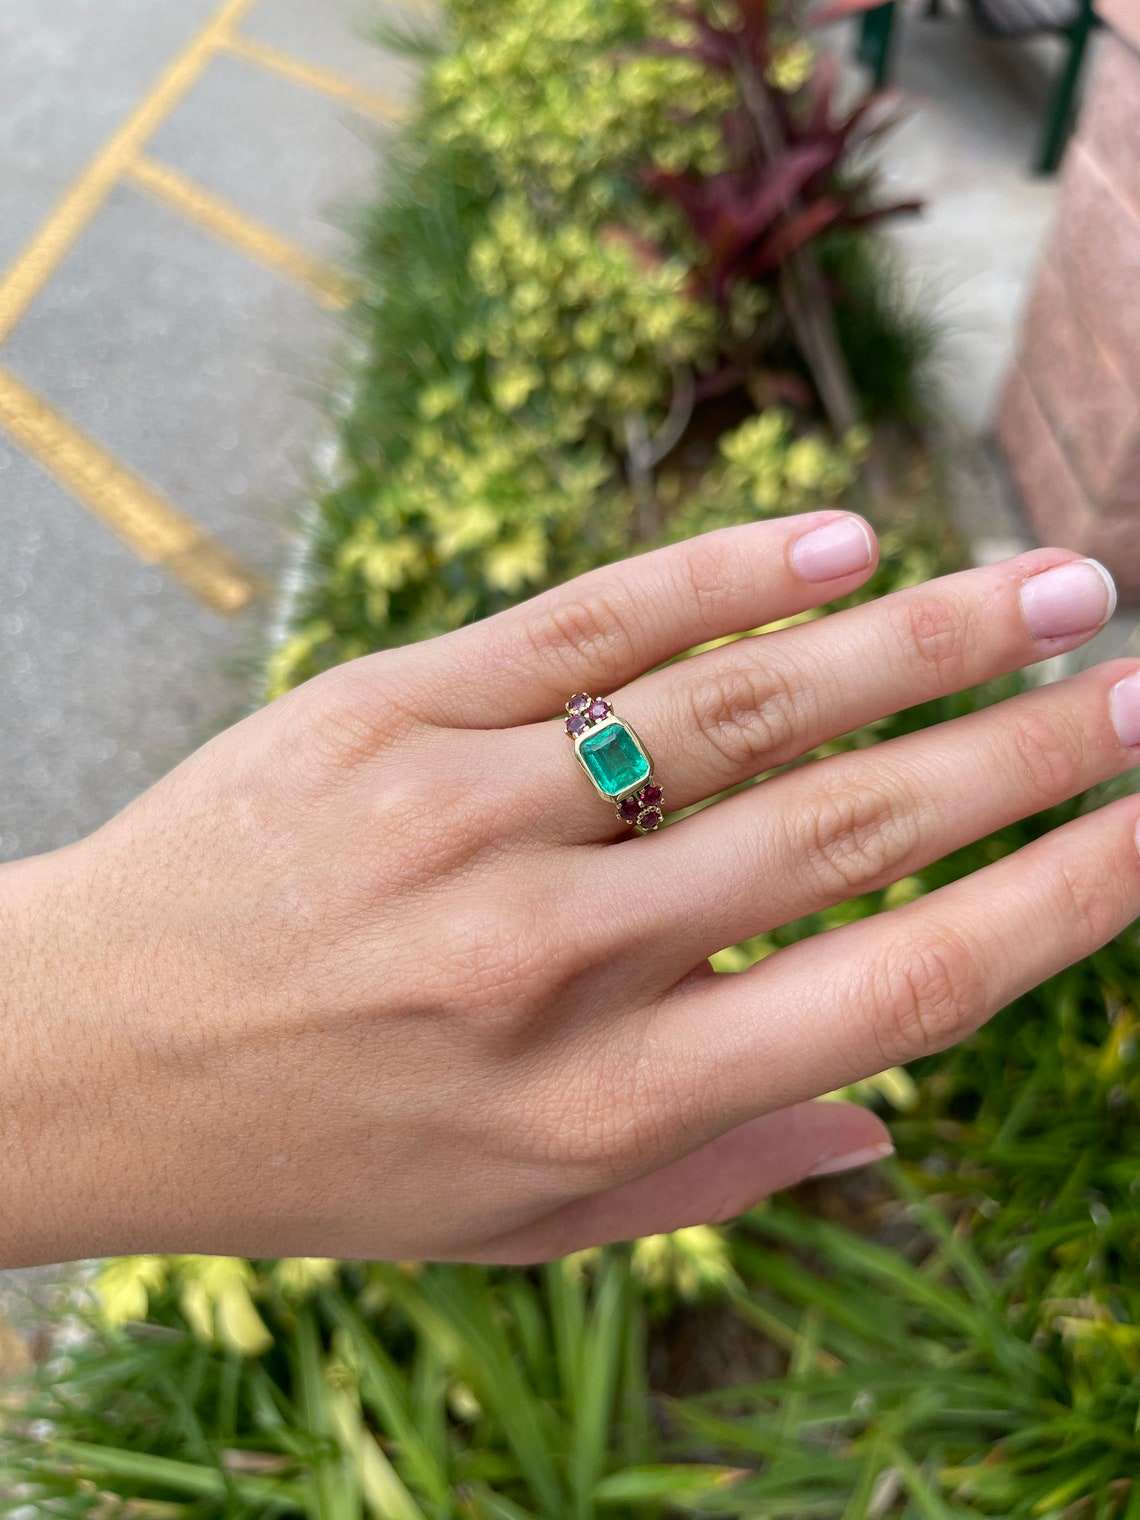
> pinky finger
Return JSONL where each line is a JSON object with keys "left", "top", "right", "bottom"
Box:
{"left": 468, "top": 1101, "right": 892, "bottom": 1263}
{"left": 663, "top": 795, "right": 1140, "bottom": 1128}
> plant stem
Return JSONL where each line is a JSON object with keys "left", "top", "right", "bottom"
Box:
{"left": 731, "top": 56, "right": 865, "bottom": 441}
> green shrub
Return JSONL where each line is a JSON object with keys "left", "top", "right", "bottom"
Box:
{"left": 271, "top": 0, "right": 917, "bottom": 693}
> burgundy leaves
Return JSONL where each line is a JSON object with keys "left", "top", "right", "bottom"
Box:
{"left": 640, "top": 0, "right": 920, "bottom": 301}
{"left": 645, "top": 142, "right": 837, "bottom": 295}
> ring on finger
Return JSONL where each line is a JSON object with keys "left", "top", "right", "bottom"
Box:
{"left": 564, "top": 693, "right": 665, "bottom": 833}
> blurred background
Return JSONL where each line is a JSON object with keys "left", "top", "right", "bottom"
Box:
{"left": 2, "top": 1, "right": 1140, "bottom": 1513}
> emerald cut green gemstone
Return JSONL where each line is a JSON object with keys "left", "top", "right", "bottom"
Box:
{"left": 577, "top": 720, "right": 651, "bottom": 798}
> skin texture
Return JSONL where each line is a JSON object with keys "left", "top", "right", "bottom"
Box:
{"left": 2, "top": 510, "right": 1138, "bottom": 1268}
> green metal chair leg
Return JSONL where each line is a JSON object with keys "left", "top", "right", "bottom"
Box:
{"left": 857, "top": 2, "right": 898, "bottom": 88}
{"left": 1036, "top": 1, "right": 1096, "bottom": 174}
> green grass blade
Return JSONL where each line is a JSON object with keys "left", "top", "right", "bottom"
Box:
{"left": 570, "top": 1253, "right": 626, "bottom": 1520}
{"left": 321, "top": 1291, "right": 451, "bottom": 1507}
{"left": 884, "top": 1441, "right": 955, "bottom": 1520}
{"left": 594, "top": 1465, "right": 748, "bottom": 1507}
{"left": 293, "top": 1306, "right": 356, "bottom": 1520}
{"left": 459, "top": 1483, "right": 541, "bottom": 1520}
{"left": 842, "top": 1435, "right": 889, "bottom": 1520}
{"left": 391, "top": 1268, "right": 565, "bottom": 1515}
{"left": 617, "top": 1279, "right": 652, "bottom": 1469}
{"left": 545, "top": 1258, "right": 586, "bottom": 1406}
{"left": 27, "top": 1440, "right": 304, "bottom": 1508}
{"left": 325, "top": 1374, "right": 426, "bottom": 1520}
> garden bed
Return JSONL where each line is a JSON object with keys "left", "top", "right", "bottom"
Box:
{"left": 4, "top": 2, "right": 1139, "bottom": 1515}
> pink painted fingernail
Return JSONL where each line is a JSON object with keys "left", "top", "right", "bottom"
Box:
{"left": 790, "top": 516, "right": 875, "bottom": 582}
{"left": 804, "top": 1139, "right": 894, "bottom": 1179}
{"left": 1110, "top": 670, "right": 1140, "bottom": 748}
{"left": 1019, "top": 559, "right": 1117, "bottom": 640}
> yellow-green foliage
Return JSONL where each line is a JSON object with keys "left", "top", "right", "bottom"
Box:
{"left": 275, "top": 404, "right": 861, "bottom": 693}
{"left": 332, "top": 411, "right": 618, "bottom": 628}
{"left": 666, "top": 410, "right": 870, "bottom": 541}
{"left": 96, "top": 1255, "right": 273, "bottom": 1357}
{"left": 430, "top": 0, "right": 732, "bottom": 199}
{"left": 273, "top": 0, "right": 881, "bottom": 695}
{"left": 465, "top": 195, "right": 716, "bottom": 422}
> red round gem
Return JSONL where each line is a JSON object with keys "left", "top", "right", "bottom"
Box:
{"left": 618, "top": 796, "right": 642, "bottom": 824}
{"left": 589, "top": 699, "right": 610, "bottom": 720}
{"left": 636, "top": 807, "right": 663, "bottom": 831}
{"left": 640, "top": 783, "right": 663, "bottom": 806}
{"left": 567, "top": 693, "right": 591, "bottom": 715}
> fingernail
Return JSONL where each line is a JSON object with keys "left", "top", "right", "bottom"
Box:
{"left": 790, "top": 516, "right": 875, "bottom": 582}
{"left": 1019, "top": 558, "right": 1117, "bottom": 640}
{"left": 804, "top": 1140, "right": 894, "bottom": 1179}
{"left": 1110, "top": 670, "right": 1140, "bottom": 748}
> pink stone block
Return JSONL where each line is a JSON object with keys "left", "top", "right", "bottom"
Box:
{"left": 1019, "top": 255, "right": 1140, "bottom": 505}
{"left": 1000, "top": 366, "right": 1140, "bottom": 598}
{"left": 1077, "top": 36, "right": 1140, "bottom": 212}
{"left": 1096, "top": 0, "right": 1140, "bottom": 54}
{"left": 1105, "top": 432, "right": 1140, "bottom": 510}
{"left": 1083, "top": 510, "right": 1140, "bottom": 598}
{"left": 1053, "top": 144, "right": 1140, "bottom": 398}
{"left": 998, "top": 364, "right": 1094, "bottom": 547}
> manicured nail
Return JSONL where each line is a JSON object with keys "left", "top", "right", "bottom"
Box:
{"left": 1110, "top": 670, "right": 1140, "bottom": 748}
{"left": 790, "top": 516, "right": 875, "bottom": 582}
{"left": 1019, "top": 558, "right": 1117, "bottom": 640}
{"left": 804, "top": 1140, "right": 894, "bottom": 1180}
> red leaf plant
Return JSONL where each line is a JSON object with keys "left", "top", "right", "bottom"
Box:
{"left": 640, "top": 1, "right": 920, "bottom": 302}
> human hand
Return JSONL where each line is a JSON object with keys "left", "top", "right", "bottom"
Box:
{"left": 4, "top": 512, "right": 1138, "bottom": 1266}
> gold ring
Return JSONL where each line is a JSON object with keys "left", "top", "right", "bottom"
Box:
{"left": 563, "top": 693, "right": 664, "bottom": 832}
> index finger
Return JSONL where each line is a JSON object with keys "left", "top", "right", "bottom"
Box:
{"left": 398, "top": 512, "right": 878, "bottom": 727}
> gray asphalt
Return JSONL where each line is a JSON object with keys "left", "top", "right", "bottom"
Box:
{"left": 0, "top": 0, "right": 415, "bottom": 863}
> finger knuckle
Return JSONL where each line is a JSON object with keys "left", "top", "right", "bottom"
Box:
{"left": 892, "top": 592, "right": 973, "bottom": 688}
{"left": 368, "top": 776, "right": 461, "bottom": 884}
{"left": 555, "top": 1025, "right": 702, "bottom": 1182}
{"left": 1008, "top": 710, "right": 1083, "bottom": 806}
{"left": 869, "top": 926, "right": 984, "bottom": 1066}
{"left": 439, "top": 897, "right": 585, "bottom": 1028}
{"left": 800, "top": 777, "right": 921, "bottom": 898}
{"left": 300, "top": 659, "right": 417, "bottom": 771}
{"left": 676, "top": 531, "right": 752, "bottom": 628}
{"left": 523, "top": 589, "right": 638, "bottom": 687}
{"left": 544, "top": 1084, "right": 670, "bottom": 1182}
{"left": 687, "top": 661, "right": 803, "bottom": 778}
{"left": 1052, "top": 858, "right": 1120, "bottom": 948}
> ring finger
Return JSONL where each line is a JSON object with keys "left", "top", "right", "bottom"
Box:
{"left": 612, "top": 654, "right": 1140, "bottom": 971}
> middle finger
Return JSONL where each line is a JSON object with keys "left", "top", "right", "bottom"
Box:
{"left": 538, "top": 548, "right": 1116, "bottom": 842}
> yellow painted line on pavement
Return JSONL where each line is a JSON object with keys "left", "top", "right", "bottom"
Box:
{"left": 221, "top": 33, "right": 407, "bottom": 123}
{"left": 127, "top": 157, "right": 356, "bottom": 309}
{"left": 0, "top": 367, "right": 259, "bottom": 614}
{"left": 0, "top": 0, "right": 256, "bottom": 342}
